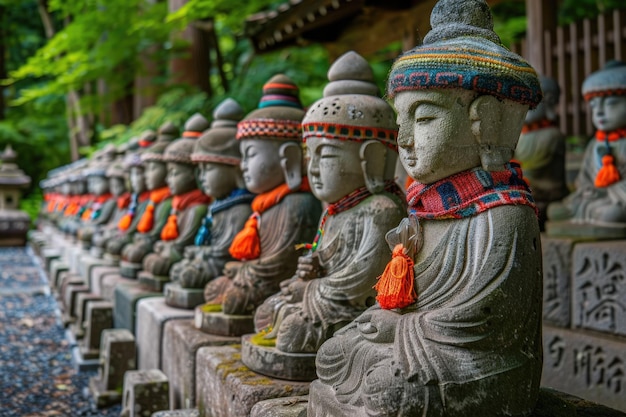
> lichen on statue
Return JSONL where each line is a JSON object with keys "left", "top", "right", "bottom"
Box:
{"left": 169, "top": 98, "right": 254, "bottom": 290}
{"left": 308, "top": 0, "right": 543, "bottom": 416}
{"left": 251, "top": 51, "right": 406, "bottom": 355}
{"left": 547, "top": 61, "right": 626, "bottom": 236}
{"left": 202, "top": 74, "right": 322, "bottom": 316}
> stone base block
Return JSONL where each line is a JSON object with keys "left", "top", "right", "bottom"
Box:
{"left": 120, "top": 260, "right": 142, "bottom": 278}
{"left": 194, "top": 307, "right": 254, "bottom": 337}
{"left": 113, "top": 282, "right": 162, "bottom": 333}
{"left": 82, "top": 300, "right": 114, "bottom": 357}
{"left": 49, "top": 259, "right": 68, "bottom": 289}
{"left": 138, "top": 270, "right": 170, "bottom": 292}
{"left": 241, "top": 335, "right": 316, "bottom": 382}
{"left": 164, "top": 282, "right": 204, "bottom": 309}
{"left": 89, "top": 265, "right": 120, "bottom": 296}
{"left": 101, "top": 273, "right": 136, "bottom": 301}
{"left": 79, "top": 254, "right": 114, "bottom": 282}
{"left": 196, "top": 345, "right": 310, "bottom": 417}
{"left": 546, "top": 220, "right": 626, "bottom": 239}
{"left": 162, "top": 319, "right": 239, "bottom": 409}
{"left": 250, "top": 396, "right": 308, "bottom": 417}
{"left": 152, "top": 410, "right": 199, "bottom": 417}
{"left": 542, "top": 324, "right": 626, "bottom": 412}
{"left": 42, "top": 248, "right": 62, "bottom": 272}
{"left": 62, "top": 283, "right": 89, "bottom": 325}
{"left": 135, "top": 297, "right": 194, "bottom": 370}
{"left": 120, "top": 369, "right": 169, "bottom": 417}
{"left": 70, "top": 292, "right": 102, "bottom": 339}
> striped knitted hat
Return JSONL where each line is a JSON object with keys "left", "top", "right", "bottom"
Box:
{"left": 303, "top": 51, "right": 398, "bottom": 150}
{"left": 191, "top": 98, "right": 244, "bottom": 166}
{"left": 236, "top": 74, "right": 304, "bottom": 142}
{"left": 387, "top": 0, "right": 542, "bottom": 109}
{"left": 582, "top": 60, "right": 626, "bottom": 101}
{"left": 163, "top": 113, "right": 210, "bottom": 165}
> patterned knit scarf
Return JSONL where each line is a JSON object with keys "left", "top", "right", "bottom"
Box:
{"left": 136, "top": 187, "right": 172, "bottom": 233}
{"left": 406, "top": 162, "right": 537, "bottom": 219}
{"left": 229, "top": 178, "right": 312, "bottom": 261}
{"left": 194, "top": 188, "right": 255, "bottom": 246}
{"left": 594, "top": 128, "right": 626, "bottom": 187}
{"left": 160, "top": 189, "right": 212, "bottom": 241}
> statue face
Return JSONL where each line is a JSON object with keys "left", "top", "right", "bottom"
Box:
{"left": 240, "top": 139, "right": 285, "bottom": 194}
{"left": 61, "top": 182, "right": 72, "bottom": 195}
{"left": 166, "top": 162, "right": 196, "bottom": 196}
{"left": 89, "top": 176, "right": 109, "bottom": 196}
{"left": 589, "top": 95, "right": 626, "bottom": 132}
{"left": 130, "top": 166, "right": 146, "bottom": 194}
{"left": 144, "top": 161, "right": 167, "bottom": 191}
{"left": 394, "top": 89, "right": 481, "bottom": 184}
{"left": 109, "top": 177, "right": 126, "bottom": 197}
{"left": 307, "top": 138, "right": 365, "bottom": 203}
{"left": 73, "top": 179, "right": 86, "bottom": 195}
{"left": 198, "top": 162, "right": 237, "bottom": 200}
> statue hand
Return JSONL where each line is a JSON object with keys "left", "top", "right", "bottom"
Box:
{"left": 296, "top": 254, "right": 321, "bottom": 280}
{"left": 355, "top": 309, "right": 400, "bottom": 343}
{"left": 279, "top": 277, "right": 307, "bottom": 303}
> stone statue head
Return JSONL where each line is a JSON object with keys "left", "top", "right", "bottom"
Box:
{"left": 302, "top": 51, "right": 398, "bottom": 203}
{"left": 236, "top": 74, "right": 306, "bottom": 194}
{"left": 191, "top": 98, "right": 245, "bottom": 199}
{"left": 105, "top": 161, "right": 127, "bottom": 197}
{"left": 85, "top": 161, "right": 109, "bottom": 196}
{"left": 163, "top": 113, "right": 210, "bottom": 196}
{"left": 526, "top": 76, "right": 560, "bottom": 124}
{"left": 387, "top": 0, "right": 542, "bottom": 181}
{"left": 140, "top": 121, "right": 180, "bottom": 191}
{"left": 582, "top": 60, "right": 626, "bottom": 132}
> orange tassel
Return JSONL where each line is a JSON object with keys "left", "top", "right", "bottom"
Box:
{"left": 595, "top": 154, "right": 621, "bottom": 188}
{"left": 160, "top": 214, "right": 179, "bottom": 240}
{"left": 136, "top": 204, "right": 155, "bottom": 233}
{"left": 229, "top": 214, "right": 261, "bottom": 260}
{"left": 374, "top": 244, "right": 416, "bottom": 310}
{"left": 81, "top": 208, "right": 92, "bottom": 220}
{"left": 118, "top": 214, "right": 133, "bottom": 231}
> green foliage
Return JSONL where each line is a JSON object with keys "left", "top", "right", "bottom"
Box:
{"left": 558, "top": 0, "right": 625, "bottom": 25}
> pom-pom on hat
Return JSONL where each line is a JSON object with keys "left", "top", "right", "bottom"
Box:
{"left": 387, "top": 0, "right": 542, "bottom": 109}
{"left": 236, "top": 74, "right": 305, "bottom": 142}
{"left": 191, "top": 98, "right": 244, "bottom": 166}
{"left": 162, "top": 113, "right": 210, "bottom": 165}
{"left": 582, "top": 60, "right": 626, "bottom": 101}
{"left": 302, "top": 51, "right": 398, "bottom": 151}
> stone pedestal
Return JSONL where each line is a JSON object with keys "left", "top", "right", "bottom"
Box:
{"left": 195, "top": 345, "right": 310, "bottom": 417}
{"left": 165, "top": 282, "right": 205, "bottom": 309}
{"left": 138, "top": 270, "right": 171, "bottom": 292}
{"left": 89, "top": 265, "right": 120, "bottom": 296}
{"left": 250, "top": 396, "right": 308, "bottom": 417}
{"left": 62, "top": 282, "right": 89, "bottom": 325}
{"left": 70, "top": 292, "right": 102, "bottom": 339}
{"left": 152, "top": 410, "right": 199, "bottom": 417}
{"left": 541, "top": 236, "right": 578, "bottom": 327}
{"left": 49, "top": 259, "right": 68, "bottom": 290}
{"left": 81, "top": 300, "right": 113, "bottom": 360}
{"left": 162, "top": 319, "right": 239, "bottom": 409}
{"left": 120, "top": 260, "right": 142, "bottom": 278}
{"left": 135, "top": 297, "right": 194, "bottom": 370}
{"left": 113, "top": 282, "right": 162, "bottom": 333}
{"left": 546, "top": 220, "right": 626, "bottom": 240}
{"left": 89, "top": 328, "right": 136, "bottom": 407}
{"left": 241, "top": 335, "right": 317, "bottom": 382}
{"left": 120, "top": 369, "right": 169, "bottom": 417}
{"left": 79, "top": 254, "right": 114, "bottom": 283}
{"left": 101, "top": 273, "right": 136, "bottom": 301}
{"left": 194, "top": 307, "right": 254, "bottom": 337}
{"left": 42, "top": 247, "right": 62, "bottom": 272}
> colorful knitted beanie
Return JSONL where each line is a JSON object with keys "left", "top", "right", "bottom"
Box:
{"left": 236, "top": 74, "right": 305, "bottom": 142}
{"left": 303, "top": 51, "right": 398, "bottom": 150}
{"left": 582, "top": 60, "right": 626, "bottom": 101}
{"left": 387, "top": 0, "right": 542, "bottom": 109}
{"left": 191, "top": 98, "right": 244, "bottom": 166}
{"left": 162, "top": 113, "right": 210, "bottom": 165}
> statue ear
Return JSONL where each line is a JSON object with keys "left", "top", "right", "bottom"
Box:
{"left": 279, "top": 142, "right": 303, "bottom": 191}
{"left": 469, "top": 95, "right": 507, "bottom": 171}
{"left": 360, "top": 140, "right": 387, "bottom": 194}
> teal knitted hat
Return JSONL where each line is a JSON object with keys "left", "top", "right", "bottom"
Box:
{"left": 387, "top": 0, "right": 542, "bottom": 109}
{"left": 582, "top": 60, "right": 626, "bottom": 101}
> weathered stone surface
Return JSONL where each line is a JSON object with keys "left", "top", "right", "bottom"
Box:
{"left": 138, "top": 270, "right": 170, "bottom": 292}
{"left": 120, "top": 369, "right": 169, "bottom": 417}
{"left": 152, "top": 410, "right": 199, "bottom": 417}
{"left": 196, "top": 345, "right": 309, "bottom": 417}
{"left": 71, "top": 292, "right": 102, "bottom": 339}
{"left": 250, "top": 395, "right": 308, "bottom": 417}
{"left": 63, "top": 283, "right": 89, "bottom": 322}
{"left": 241, "top": 335, "right": 316, "bottom": 382}
{"left": 135, "top": 297, "right": 194, "bottom": 370}
{"left": 546, "top": 220, "right": 626, "bottom": 239}
{"left": 541, "top": 236, "right": 576, "bottom": 327}
{"left": 89, "top": 264, "right": 119, "bottom": 295}
{"left": 79, "top": 254, "right": 114, "bottom": 283}
{"left": 162, "top": 319, "right": 239, "bottom": 409}
{"left": 572, "top": 240, "right": 626, "bottom": 336}
{"left": 49, "top": 259, "right": 68, "bottom": 289}
{"left": 120, "top": 260, "right": 143, "bottom": 279}
{"left": 113, "top": 282, "right": 162, "bottom": 333}
{"left": 164, "top": 282, "right": 204, "bottom": 309}
{"left": 101, "top": 273, "right": 136, "bottom": 301}
{"left": 194, "top": 308, "right": 254, "bottom": 337}
{"left": 542, "top": 324, "right": 626, "bottom": 412}
{"left": 82, "top": 300, "right": 113, "bottom": 358}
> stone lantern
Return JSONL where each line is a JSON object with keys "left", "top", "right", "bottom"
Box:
{"left": 0, "top": 145, "right": 32, "bottom": 246}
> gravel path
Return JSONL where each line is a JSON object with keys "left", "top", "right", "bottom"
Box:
{"left": 0, "top": 247, "right": 120, "bottom": 417}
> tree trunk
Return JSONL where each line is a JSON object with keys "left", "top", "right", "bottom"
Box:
{"left": 0, "top": 5, "right": 6, "bottom": 120}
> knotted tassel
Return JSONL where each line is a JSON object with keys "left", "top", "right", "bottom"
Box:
{"left": 229, "top": 213, "right": 261, "bottom": 260}
{"left": 161, "top": 214, "right": 179, "bottom": 240}
{"left": 595, "top": 154, "right": 621, "bottom": 188}
{"left": 117, "top": 214, "right": 133, "bottom": 231}
{"left": 374, "top": 244, "right": 416, "bottom": 310}
{"left": 136, "top": 204, "right": 155, "bottom": 233}
{"left": 81, "top": 208, "right": 92, "bottom": 221}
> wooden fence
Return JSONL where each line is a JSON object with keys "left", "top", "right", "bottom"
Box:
{"left": 511, "top": 8, "right": 626, "bottom": 139}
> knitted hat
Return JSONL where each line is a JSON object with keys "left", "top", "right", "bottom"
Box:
{"left": 141, "top": 121, "right": 182, "bottom": 163}
{"left": 191, "top": 98, "right": 244, "bottom": 166}
{"left": 236, "top": 74, "right": 305, "bottom": 142}
{"left": 387, "top": 0, "right": 542, "bottom": 109}
{"left": 162, "top": 113, "right": 210, "bottom": 165}
{"left": 582, "top": 60, "right": 626, "bottom": 101}
{"left": 303, "top": 51, "right": 398, "bottom": 150}
{"left": 105, "top": 160, "right": 126, "bottom": 179}
{"left": 137, "top": 130, "right": 157, "bottom": 149}
{"left": 157, "top": 121, "right": 179, "bottom": 142}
